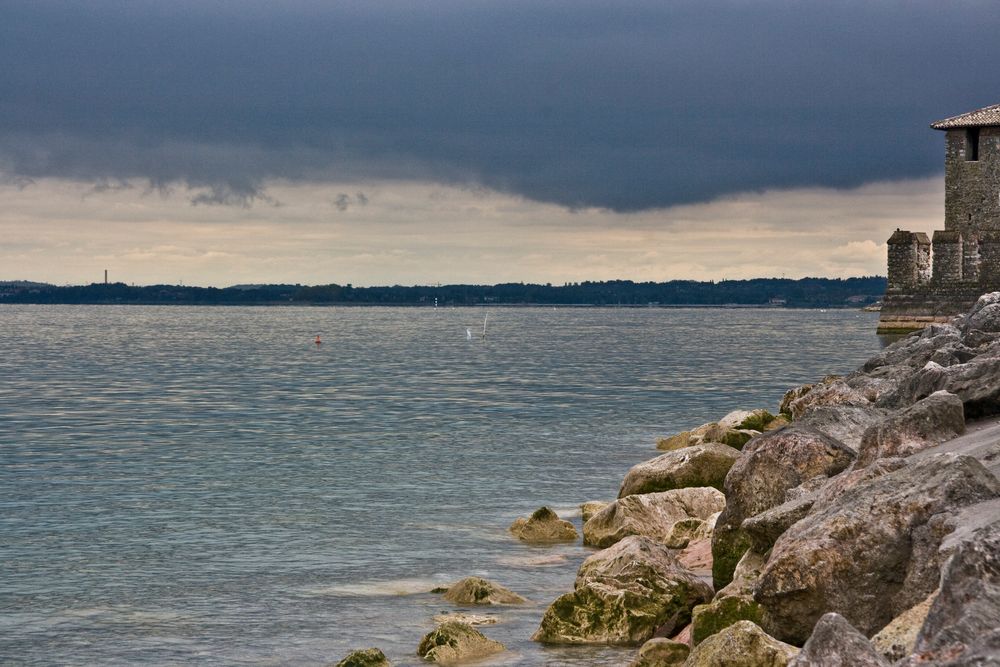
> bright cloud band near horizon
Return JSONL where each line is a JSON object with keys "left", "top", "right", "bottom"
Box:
{"left": 1, "top": 176, "right": 941, "bottom": 287}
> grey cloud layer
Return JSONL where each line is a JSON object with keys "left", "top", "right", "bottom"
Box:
{"left": 1, "top": 0, "right": 997, "bottom": 210}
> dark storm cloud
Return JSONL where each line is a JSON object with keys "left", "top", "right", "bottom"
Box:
{"left": 1, "top": 0, "right": 998, "bottom": 210}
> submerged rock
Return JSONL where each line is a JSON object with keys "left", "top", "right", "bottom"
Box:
{"left": 583, "top": 487, "right": 725, "bottom": 548}
{"left": 754, "top": 454, "right": 1000, "bottom": 644}
{"left": 711, "top": 425, "right": 855, "bottom": 589}
{"left": 417, "top": 622, "right": 505, "bottom": 664}
{"left": 788, "top": 613, "right": 889, "bottom": 667}
{"left": 441, "top": 577, "right": 526, "bottom": 605}
{"left": 619, "top": 443, "right": 741, "bottom": 498}
{"left": 532, "top": 536, "right": 712, "bottom": 646}
{"left": 683, "top": 620, "right": 798, "bottom": 667}
{"left": 629, "top": 638, "right": 690, "bottom": 667}
{"left": 856, "top": 390, "right": 965, "bottom": 467}
{"left": 509, "top": 506, "right": 578, "bottom": 543}
{"left": 333, "top": 648, "right": 391, "bottom": 667}
{"left": 432, "top": 612, "right": 499, "bottom": 626}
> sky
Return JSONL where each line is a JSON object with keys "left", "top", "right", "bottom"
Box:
{"left": 2, "top": 0, "right": 999, "bottom": 287}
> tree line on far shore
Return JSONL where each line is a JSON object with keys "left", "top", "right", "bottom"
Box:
{"left": 0, "top": 277, "right": 886, "bottom": 308}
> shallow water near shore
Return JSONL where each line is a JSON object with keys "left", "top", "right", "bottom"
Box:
{"left": 1, "top": 305, "right": 881, "bottom": 665}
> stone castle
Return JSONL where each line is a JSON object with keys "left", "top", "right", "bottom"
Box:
{"left": 878, "top": 103, "right": 1000, "bottom": 333}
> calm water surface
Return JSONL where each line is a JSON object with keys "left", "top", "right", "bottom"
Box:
{"left": 0, "top": 306, "right": 881, "bottom": 666}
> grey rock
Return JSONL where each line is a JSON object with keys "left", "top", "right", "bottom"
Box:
{"left": 870, "top": 591, "right": 937, "bottom": 662}
{"left": 532, "top": 536, "right": 713, "bottom": 646}
{"left": 584, "top": 487, "right": 725, "bottom": 548}
{"left": 788, "top": 613, "right": 889, "bottom": 667}
{"left": 902, "top": 515, "right": 1000, "bottom": 666}
{"left": 857, "top": 390, "right": 966, "bottom": 467}
{"left": 797, "top": 404, "right": 888, "bottom": 451}
{"left": 754, "top": 454, "right": 1000, "bottom": 644}
{"left": 618, "top": 443, "right": 742, "bottom": 498}
{"left": 683, "top": 621, "right": 798, "bottom": 667}
{"left": 883, "top": 356, "right": 1000, "bottom": 418}
{"left": 964, "top": 292, "right": 1000, "bottom": 333}
{"left": 741, "top": 495, "right": 814, "bottom": 554}
{"left": 711, "top": 425, "right": 855, "bottom": 589}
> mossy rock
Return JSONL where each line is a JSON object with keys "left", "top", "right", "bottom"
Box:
{"left": 334, "top": 648, "right": 391, "bottom": 667}
{"left": 417, "top": 622, "right": 505, "bottom": 663}
{"left": 441, "top": 577, "right": 526, "bottom": 605}
{"left": 711, "top": 528, "right": 754, "bottom": 592}
{"left": 719, "top": 429, "right": 758, "bottom": 450}
{"left": 736, "top": 410, "right": 775, "bottom": 432}
{"left": 629, "top": 638, "right": 690, "bottom": 666}
{"left": 684, "top": 621, "right": 798, "bottom": 667}
{"left": 509, "top": 506, "right": 579, "bottom": 543}
{"left": 692, "top": 596, "right": 764, "bottom": 645}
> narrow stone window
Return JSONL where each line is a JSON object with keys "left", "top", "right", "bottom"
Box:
{"left": 965, "top": 128, "right": 980, "bottom": 161}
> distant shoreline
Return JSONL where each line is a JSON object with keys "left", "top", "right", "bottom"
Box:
{"left": 0, "top": 277, "right": 886, "bottom": 309}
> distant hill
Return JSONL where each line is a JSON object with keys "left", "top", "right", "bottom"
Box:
{"left": 0, "top": 277, "right": 886, "bottom": 308}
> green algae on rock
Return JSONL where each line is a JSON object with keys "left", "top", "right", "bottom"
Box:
{"left": 333, "top": 647, "right": 391, "bottom": 667}
{"left": 509, "top": 506, "right": 578, "bottom": 543}
{"left": 417, "top": 622, "right": 505, "bottom": 664}
{"left": 684, "top": 620, "right": 798, "bottom": 667}
{"left": 441, "top": 577, "right": 526, "bottom": 605}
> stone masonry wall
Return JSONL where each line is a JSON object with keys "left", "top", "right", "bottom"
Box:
{"left": 932, "top": 231, "right": 963, "bottom": 283}
{"left": 944, "top": 127, "right": 1000, "bottom": 235}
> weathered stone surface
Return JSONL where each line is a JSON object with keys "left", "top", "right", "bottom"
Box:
{"left": 675, "top": 514, "right": 718, "bottom": 575}
{"left": 797, "top": 404, "right": 888, "bottom": 451}
{"left": 788, "top": 613, "right": 889, "bottom": 667}
{"left": 964, "top": 293, "right": 1000, "bottom": 333}
{"left": 786, "top": 379, "right": 871, "bottom": 419}
{"left": 509, "top": 507, "right": 578, "bottom": 543}
{"left": 441, "top": 577, "right": 526, "bottom": 605}
{"left": 619, "top": 443, "right": 742, "bottom": 498}
{"left": 580, "top": 501, "right": 609, "bottom": 522}
{"left": 691, "top": 595, "right": 763, "bottom": 646}
{"left": 870, "top": 591, "right": 936, "bottom": 662}
{"left": 658, "top": 423, "right": 714, "bottom": 451}
{"left": 583, "top": 488, "right": 725, "bottom": 548}
{"left": 902, "top": 517, "right": 1000, "bottom": 666}
{"left": 883, "top": 356, "right": 1000, "bottom": 418}
{"left": 683, "top": 621, "right": 798, "bottom": 667}
{"left": 532, "top": 536, "right": 713, "bottom": 646}
{"left": 779, "top": 384, "right": 813, "bottom": 416}
{"left": 712, "top": 425, "right": 855, "bottom": 589}
{"left": 333, "top": 648, "right": 391, "bottom": 667}
{"left": 628, "top": 638, "right": 690, "bottom": 667}
{"left": 754, "top": 454, "right": 1000, "bottom": 644}
{"left": 716, "top": 549, "right": 767, "bottom": 600}
{"left": 417, "top": 622, "right": 505, "bottom": 663}
{"left": 741, "top": 495, "right": 814, "bottom": 554}
{"left": 857, "top": 391, "right": 965, "bottom": 466}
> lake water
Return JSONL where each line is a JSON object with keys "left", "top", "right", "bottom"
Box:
{"left": 0, "top": 306, "right": 882, "bottom": 666}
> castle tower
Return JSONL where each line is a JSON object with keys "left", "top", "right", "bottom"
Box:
{"left": 878, "top": 103, "right": 1000, "bottom": 334}
{"left": 933, "top": 103, "right": 1000, "bottom": 281}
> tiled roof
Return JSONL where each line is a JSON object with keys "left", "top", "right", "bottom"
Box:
{"left": 931, "top": 103, "right": 1000, "bottom": 130}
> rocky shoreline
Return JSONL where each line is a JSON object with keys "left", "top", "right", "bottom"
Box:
{"left": 335, "top": 292, "right": 1000, "bottom": 667}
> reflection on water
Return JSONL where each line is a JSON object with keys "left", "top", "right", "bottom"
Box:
{"left": 0, "top": 306, "right": 881, "bottom": 665}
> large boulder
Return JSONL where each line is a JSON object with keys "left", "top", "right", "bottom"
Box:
{"left": 333, "top": 648, "right": 391, "bottom": 667}
{"left": 963, "top": 291, "right": 1000, "bottom": 333}
{"left": 532, "top": 536, "right": 713, "bottom": 646}
{"left": 441, "top": 577, "right": 526, "bottom": 605}
{"left": 583, "top": 488, "right": 725, "bottom": 548}
{"left": 658, "top": 422, "right": 716, "bottom": 451}
{"left": 509, "top": 507, "right": 578, "bottom": 543}
{"left": 882, "top": 356, "right": 1000, "bottom": 418}
{"left": 619, "top": 443, "right": 741, "bottom": 498}
{"left": 856, "top": 391, "right": 965, "bottom": 467}
{"left": 788, "top": 613, "right": 889, "bottom": 667}
{"left": 796, "top": 404, "right": 887, "bottom": 451}
{"left": 691, "top": 596, "right": 764, "bottom": 646}
{"left": 754, "top": 454, "right": 1000, "bottom": 644}
{"left": 711, "top": 425, "right": 855, "bottom": 589}
{"left": 683, "top": 621, "right": 798, "bottom": 667}
{"left": 901, "top": 516, "right": 1000, "bottom": 666}
{"left": 870, "top": 591, "right": 936, "bottom": 662}
{"left": 629, "top": 638, "right": 690, "bottom": 667}
{"left": 417, "top": 622, "right": 505, "bottom": 663}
